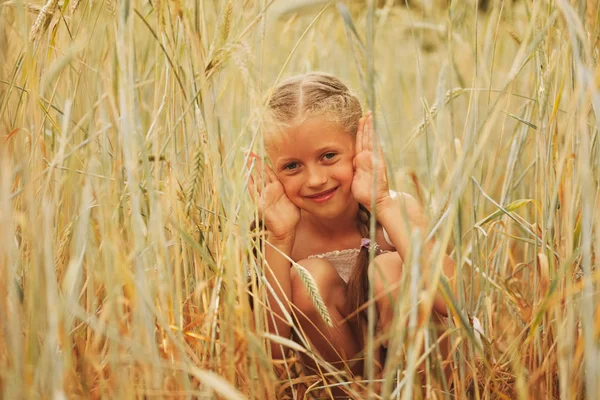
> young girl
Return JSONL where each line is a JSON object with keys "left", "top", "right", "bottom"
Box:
{"left": 247, "top": 72, "right": 455, "bottom": 376}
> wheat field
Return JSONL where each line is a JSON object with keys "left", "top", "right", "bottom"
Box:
{"left": 1, "top": 0, "right": 599, "bottom": 398}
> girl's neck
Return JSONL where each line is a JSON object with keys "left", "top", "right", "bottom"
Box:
{"left": 300, "top": 201, "right": 360, "bottom": 237}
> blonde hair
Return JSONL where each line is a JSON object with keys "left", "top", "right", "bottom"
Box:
{"left": 264, "top": 72, "right": 362, "bottom": 136}
{"left": 264, "top": 72, "right": 372, "bottom": 326}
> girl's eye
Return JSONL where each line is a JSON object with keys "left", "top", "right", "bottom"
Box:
{"left": 322, "top": 152, "right": 336, "bottom": 161}
{"left": 283, "top": 162, "right": 299, "bottom": 171}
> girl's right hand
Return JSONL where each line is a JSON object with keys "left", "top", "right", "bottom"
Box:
{"left": 247, "top": 154, "right": 300, "bottom": 243}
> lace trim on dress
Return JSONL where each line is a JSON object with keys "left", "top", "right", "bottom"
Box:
{"left": 309, "top": 247, "right": 359, "bottom": 260}
{"left": 307, "top": 242, "right": 387, "bottom": 283}
{"left": 308, "top": 241, "right": 383, "bottom": 260}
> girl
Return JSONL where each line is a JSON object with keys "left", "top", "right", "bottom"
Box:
{"left": 247, "top": 72, "right": 455, "bottom": 376}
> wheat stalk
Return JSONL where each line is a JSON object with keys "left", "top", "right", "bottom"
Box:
{"left": 2, "top": 1, "right": 44, "bottom": 14}
{"left": 221, "top": 0, "right": 233, "bottom": 42}
{"left": 69, "top": 0, "right": 81, "bottom": 15}
{"left": 106, "top": 0, "right": 116, "bottom": 16}
{"left": 416, "top": 87, "right": 464, "bottom": 134}
{"left": 185, "top": 110, "right": 208, "bottom": 215}
{"left": 506, "top": 27, "right": 522, "bottom": 45}
{"left": 185, "top": 146, "right": 205, "bottom": 216}
{"left": 29, "top": 0, "right": 59, "bottom": 42}
{"left": 291, "top": 262, "right": 333, "bottom": 327}
{"left": 2, "top": 1, "right": 599, "bottom": 398}
{"left": 55, "top": 220, "right": 73, "bottom": 271}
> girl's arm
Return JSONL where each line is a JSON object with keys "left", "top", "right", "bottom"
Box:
{"left": 352, "top": 113, "right": 454, "bottom": 316}
{"left": 262, "top": 234, "right": 295, "bottom": 358}
{"left": 248, "top": 154, "right": 300, "bottom": 357}
{"left": 376, "top": 193, "right": 455, "bottom": 316}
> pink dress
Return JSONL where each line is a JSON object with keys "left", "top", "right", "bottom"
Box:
{"left": 307, "top": 241, "right": 389, "bottom": 283}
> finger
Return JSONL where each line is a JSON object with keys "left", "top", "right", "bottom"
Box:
{"left": 258, "top": 157, "right": 276, "bottom": 185}
{"left": 246, "top": 155, "right": 256, "bottom": 182}
{"left": 364, "top": 111, "right": 373, "bottom": 152}
{"left": 245, "top": 151, "right": 253, "bottom": 170}
{"left": 250, "top": 166, "right": 265, "bottom": 194}
{"left": 248, "top": 175, "right": 262, "bottom": 205}
{"left": 265, "top": 164, "right": 278, "bottom": 183}
{"left": 356, "top": 117, "right": 365, "bottom": 154}
{"left": 248, "top": 177, "right": 268, "bottom": 216}
{"left": 246, "top": 151, "right": 259, "bottom": 176}
{"left": 253, "top": 157, "right": 275, "bottom": 188}
{"left": 361, "top": 112, "right": 369, "bottom": 151}
{"left": 368, "top": 113, "right": 383, "bottom": 157}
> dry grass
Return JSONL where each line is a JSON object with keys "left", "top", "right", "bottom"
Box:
{"left": 1, "top": 0, "right": 599, "bottom": 398}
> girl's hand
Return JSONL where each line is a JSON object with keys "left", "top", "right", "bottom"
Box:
{"left": 247, "top": 154, "right": 300, "bottom": 243}
{"left": 351, "top": 112, "right": 392, "bottom": 212}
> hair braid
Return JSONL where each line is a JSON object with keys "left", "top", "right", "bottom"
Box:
{"left": 346, "top": 204, "right": 372, "bottom": 325}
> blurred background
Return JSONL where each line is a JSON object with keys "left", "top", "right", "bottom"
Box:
{"left": 1, "top": 0, "right": 599, "bottom": 398}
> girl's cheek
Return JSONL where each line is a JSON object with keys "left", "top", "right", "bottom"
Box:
{"left": 337, "top": 162, "right": 355, "bottom": 182}
{"left": 279, "top": 175, "right": 300, "bottom": 194}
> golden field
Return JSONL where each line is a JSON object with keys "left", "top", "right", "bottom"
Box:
{"left": 1, "top": 0, "right": 599, "bottom": 398}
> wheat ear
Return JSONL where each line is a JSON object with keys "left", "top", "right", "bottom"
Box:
{"left": 185, "top": 146, "right": 204, "bottom": 215}
{"left": 291, "top": 262, "right": 333, "bottom": 327}
{"left": 55, "top": 221, "right": 74, "bottom": 270}
{"left": 29, "top": 0, "right": 59, "bottom": 42}
{"left": 185, "top": 113, "right": 208, "bottom": 215}
{"left": 221, "top": 0, "right": 233, "bottom": 42}
{"left": 69, "top": 0, "right": 81, "bottom": 15}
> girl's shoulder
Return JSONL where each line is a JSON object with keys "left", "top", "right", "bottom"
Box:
{"left": 378, "top": 190, "right": 427, "bottom": 251}
{"left": 388, "top": 190, "right": 428, "bottom": 230}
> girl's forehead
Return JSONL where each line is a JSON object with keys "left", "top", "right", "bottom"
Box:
{"left": 265, "top": 118, "right": 354, "bottom": 160}
{"left": 267, "top": 117, "right": 350, "bottom": 147}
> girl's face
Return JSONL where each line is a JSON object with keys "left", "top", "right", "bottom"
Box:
{"left": 267, "top": 116, "right": 356, "bottom": 220}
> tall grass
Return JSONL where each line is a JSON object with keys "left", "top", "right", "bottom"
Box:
{"left": 1, "top": 0, "right": 599, "bottom": 398}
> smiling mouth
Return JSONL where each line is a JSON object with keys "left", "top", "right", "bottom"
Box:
{"left": 305, "top": 187, "right": 339, "bottom": 203}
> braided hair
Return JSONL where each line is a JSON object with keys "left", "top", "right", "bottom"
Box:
{"left": 264, "top": 72, "right": 362, "bottom": 139}
{"left": 346, "top": 204, "right": 372, "bottom": 325}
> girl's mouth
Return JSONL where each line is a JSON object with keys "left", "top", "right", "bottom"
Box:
{"left": 305, "top": 187, "right": 338, "bottom": 203}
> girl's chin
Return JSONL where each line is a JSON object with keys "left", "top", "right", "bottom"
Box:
{"left": 300, "top": 197, "right": 358, "bottom": 219}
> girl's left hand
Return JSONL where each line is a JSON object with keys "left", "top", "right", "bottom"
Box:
{"left": 351, "top": 111, "right": 391, "bottom": 212}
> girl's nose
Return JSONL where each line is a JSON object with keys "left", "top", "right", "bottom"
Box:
{"left": 306, "top": 166, "right": 327, "bottom": 187}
